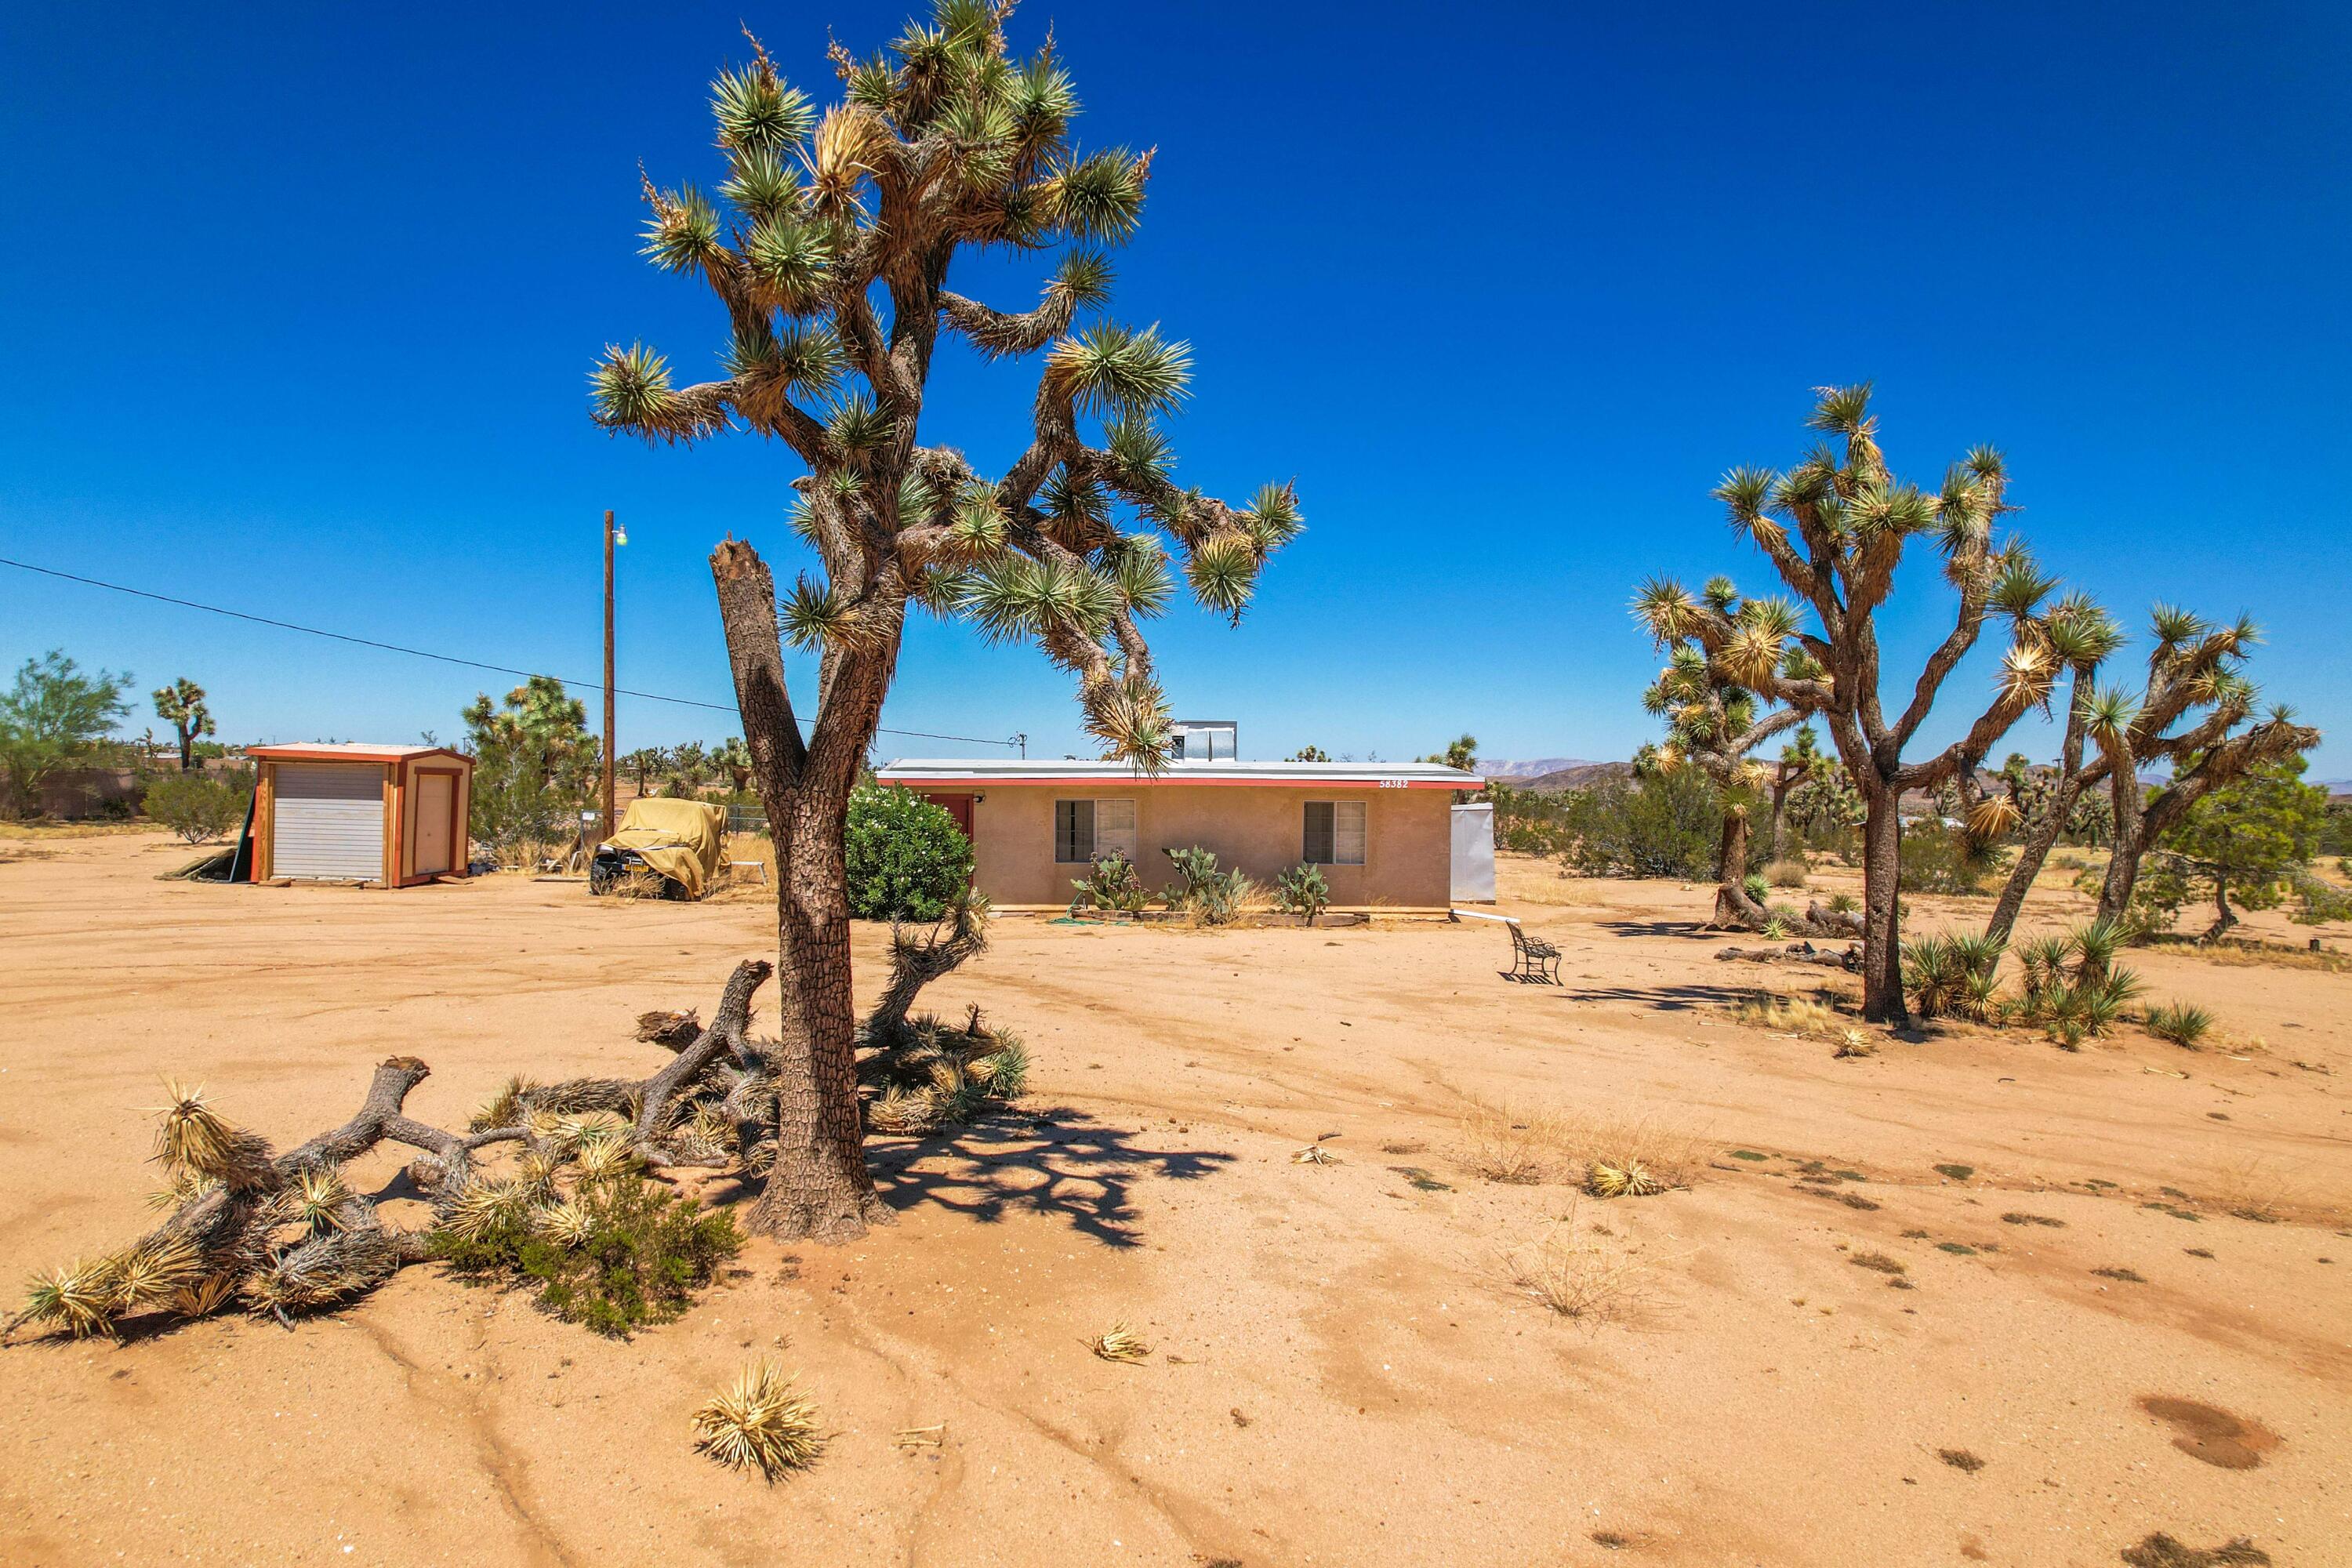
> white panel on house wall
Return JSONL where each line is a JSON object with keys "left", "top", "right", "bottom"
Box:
{"left": 274, "top": 764, "right": 384, "bottom": 880}
{"left": 1451, "top": 801, "right": 1496, "bottom": 902}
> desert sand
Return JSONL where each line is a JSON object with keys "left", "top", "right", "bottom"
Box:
{"left": 1, "top": 830, "right": 2345, "bottom": 1566}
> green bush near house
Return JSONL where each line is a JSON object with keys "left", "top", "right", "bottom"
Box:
{"left": 845, "top": 783, "right": 973, "bottom": 922}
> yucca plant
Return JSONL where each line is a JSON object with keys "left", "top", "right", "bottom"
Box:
{"left": 600, "top": 2, "right": 1299, "bottom": 1240}
{"left": 694, "top": 1361, "right": 824, "bottom": 1479}
{"left": 2143, "top": 1000, "right": 2216, "bottom": 1049}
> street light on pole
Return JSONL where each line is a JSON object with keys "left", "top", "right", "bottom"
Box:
{"left": 601, "top": 510, "right": 622, "bottom": 841}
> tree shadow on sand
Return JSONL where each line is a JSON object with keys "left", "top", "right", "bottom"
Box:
{"left": 1561, "top": 982, "right": 1753, "bottom": 1011}
{"left": 869, "top": 1105, "right": 1236, "bottom": 1248}
{"left": 1595, "top": 919, "right": 1721, "bottom": 941}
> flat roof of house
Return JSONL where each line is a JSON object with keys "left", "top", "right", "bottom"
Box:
{"left": 875, "top": 757, "right": 1479, "bottom": 789}
{"left": 248, "top": 743, "right": 470, "bottom": 764}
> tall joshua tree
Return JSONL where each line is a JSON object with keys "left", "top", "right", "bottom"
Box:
{"left": 1630, "top": 575, "right": 1820, "bottom": 929}
{"left": 1711, "top": 385, "right": 2067, "bottom": 1021}
{"left": 1976, "top": 592, "right": 2125, "bottom": 944}
{"left": 593, "top": 5, "right": 1298, "bottom": 1240}
{"left": 1765, "top": 724, "right": 1829, "bottom": 860}
{"left": 152, "top": 678, "right": 213, "bottom": 772}
{"left": 2076, "top": 607, "right": 2318, "bottom": 925}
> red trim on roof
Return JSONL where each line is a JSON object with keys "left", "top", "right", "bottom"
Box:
{"left": 878, "top": 775, "right": 1457, "bottom": 790}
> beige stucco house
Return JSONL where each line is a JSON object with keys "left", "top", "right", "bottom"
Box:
{"left": 873, "top": 753, "right": 1483, "bottom": 914}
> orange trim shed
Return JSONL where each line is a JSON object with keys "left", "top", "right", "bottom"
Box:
{"left": 246, "top": 743, "right": 474, "bottom": 888}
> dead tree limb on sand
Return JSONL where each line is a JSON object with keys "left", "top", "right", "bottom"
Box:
{"left": 8, "top": 931, "right": 1006, "bottom": 1344}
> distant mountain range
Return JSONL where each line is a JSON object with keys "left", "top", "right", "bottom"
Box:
{"left": 1478, "top": 757, "right": 1600, "bottom": 779}
{"left": 1483, "top": 760, "right": 1635, "bottom": 792}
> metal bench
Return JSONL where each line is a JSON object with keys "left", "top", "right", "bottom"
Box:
{"left": 1504, "top": 920, "right": 1562, "bottom": 984}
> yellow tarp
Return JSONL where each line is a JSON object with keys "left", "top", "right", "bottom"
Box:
{"left": 602, "top": 797, "right": 727, "bottom": 899}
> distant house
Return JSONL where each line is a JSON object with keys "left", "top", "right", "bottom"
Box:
{"left": 875, "top": 734, "right": 1484, "bottom": 914}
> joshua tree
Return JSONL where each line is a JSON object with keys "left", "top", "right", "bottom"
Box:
{"left": 1764, "top": 725, "right": 1829, "bottom": 860}
{"left": 152, "top": 677, "right": 214, "bottom": 772}
{"left": 1631, "top": 575, "right": 1824, "bottom": 930}
{"left": 593, "top": 5, "right": 1297, "bottom": 1239}
{"left": 1287, "top": 745, "right": 1330, "bottom": 762}
{"left": 1421, "top": 734, "right": 1479, "bottom": 771}
{"left": 2074, "top": 607, "right": 2318, "bottom": 927}
{"left": 1973, "top": 593, "right": 2125, "bottom": 944}
{"left": 714, "top": 736, "right": 754, "bottom": 794}
{"left": 667, "top": 739, "right": 713, "bottom": 797}
{"left": 622, "top": 745, "right": 672, "bottom": 795}
{"left": 1710, "top": 384, "right": 2070, "bottom": 1021}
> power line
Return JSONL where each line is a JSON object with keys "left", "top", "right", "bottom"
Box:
{"left": 0, "top": 554, "right": 1019, "bottom": 750}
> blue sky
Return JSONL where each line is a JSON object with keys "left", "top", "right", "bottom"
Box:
{"left": 3, "top": 2, "right": 2346, "bottom": 772}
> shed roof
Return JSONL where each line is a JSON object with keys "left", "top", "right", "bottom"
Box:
{"left": 248, "top": 742, "right": 472, "bottom": 766}
{"left": 874, "top": 757, "right": 1477, "bottom": 789}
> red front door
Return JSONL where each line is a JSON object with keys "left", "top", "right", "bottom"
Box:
{"left": 921, "top": 792, "right": 975, "bottom": 839}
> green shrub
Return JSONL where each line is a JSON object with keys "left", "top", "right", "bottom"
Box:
{"left": 143, "top": 768, "right": 252, "bottom": 844}
{"left": 844, "top": 784, "right": 973, "bottom": 921}
{"left": 1276, "top": 862, "right": 1330, "bottom": 918}
{"left": 1742, "top": 871, "right": 1770, "bottom": 905}
{"left": 431, "top": 1171, "right": 741, "bottom": 1337}
{"left": 1559, "top": 771, "right": 1721, "bottom": 880}
{"left": 1900, "top": 821, "right": 2009, "bottom": 895}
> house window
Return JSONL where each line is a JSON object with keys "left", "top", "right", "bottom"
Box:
{"left": 1303, "top": 800, "right": 1366, "bottom": 865}
{"left": 1055, "top": 798, "right": 1136, "bottom": 862}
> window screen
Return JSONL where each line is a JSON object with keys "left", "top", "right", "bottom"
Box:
{"left": 1056, "top": 799, "right": 1136, "bottom": 862}
{"left": 1094, "top": 798, "right": 1136, "bottom": 861}
{"left": 1054, "top": 800, "right": 1094, "bottom": 862}
{"left": 1304, "top": 800, "right": 1367, "bottom": 865}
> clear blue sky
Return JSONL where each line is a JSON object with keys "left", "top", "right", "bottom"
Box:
{"left": 3, "top": 2, "right": 2346, "bottom": 772}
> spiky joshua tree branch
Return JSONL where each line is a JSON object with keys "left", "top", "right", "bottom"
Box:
{"left": 593, "top": 5, "right": 1297, "bottom": 1240}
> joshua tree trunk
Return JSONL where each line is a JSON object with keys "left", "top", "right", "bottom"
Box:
{"left": 1859, "top": 795, "right": 1906, "bottom": 1022}
{"left": 2202, "top": 878, "right": 2238, "bottom": 942}
{"left": 1768, "top": 779, "right": 1795, "bottom": 861}
{"left": 757, "top": 799, "right": 890, "bottom": 1240}
{"left": 1711, "top": 804, "right": 1768, "bottom": 929}
{"left": 1985, "top": 675, "right": 2095, "bottom": 946}
{"left": 712, "top": 540, "right": 898, "bottom": 1242}
{"left": 2097, "top": 746, "right": 2146, "bottom": 924}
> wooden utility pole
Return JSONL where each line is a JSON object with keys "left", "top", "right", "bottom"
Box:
{"left": 601, "top": 509, "right": 618, "bottom": 841}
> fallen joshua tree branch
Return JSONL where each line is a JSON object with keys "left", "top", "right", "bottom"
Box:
{"left": 7, "top": 960, "right": 770, "bottom": 1343}
{"left": 1714, "top": 942, "right": 1862, "bottom": 971}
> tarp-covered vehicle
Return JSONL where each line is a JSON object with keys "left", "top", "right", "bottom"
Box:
{"left": 588, "top": 797, "right": 727, "bottom": 900}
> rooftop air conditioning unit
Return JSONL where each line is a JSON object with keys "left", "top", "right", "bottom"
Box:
{"left": 1169, "top": 719, "right": 1236, "bottom": 762}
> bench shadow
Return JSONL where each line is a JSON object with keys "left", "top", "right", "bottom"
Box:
{"left": 871, "top": 1105, "right": 1236, "bottom": 1249}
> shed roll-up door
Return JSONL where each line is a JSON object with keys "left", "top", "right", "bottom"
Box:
{"left": 273, "top": 764, "right": 384, "bottom": 880}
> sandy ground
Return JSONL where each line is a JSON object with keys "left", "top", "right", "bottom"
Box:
{"left": 1, "top": 833, "right": 2347, "bottom": 1567}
